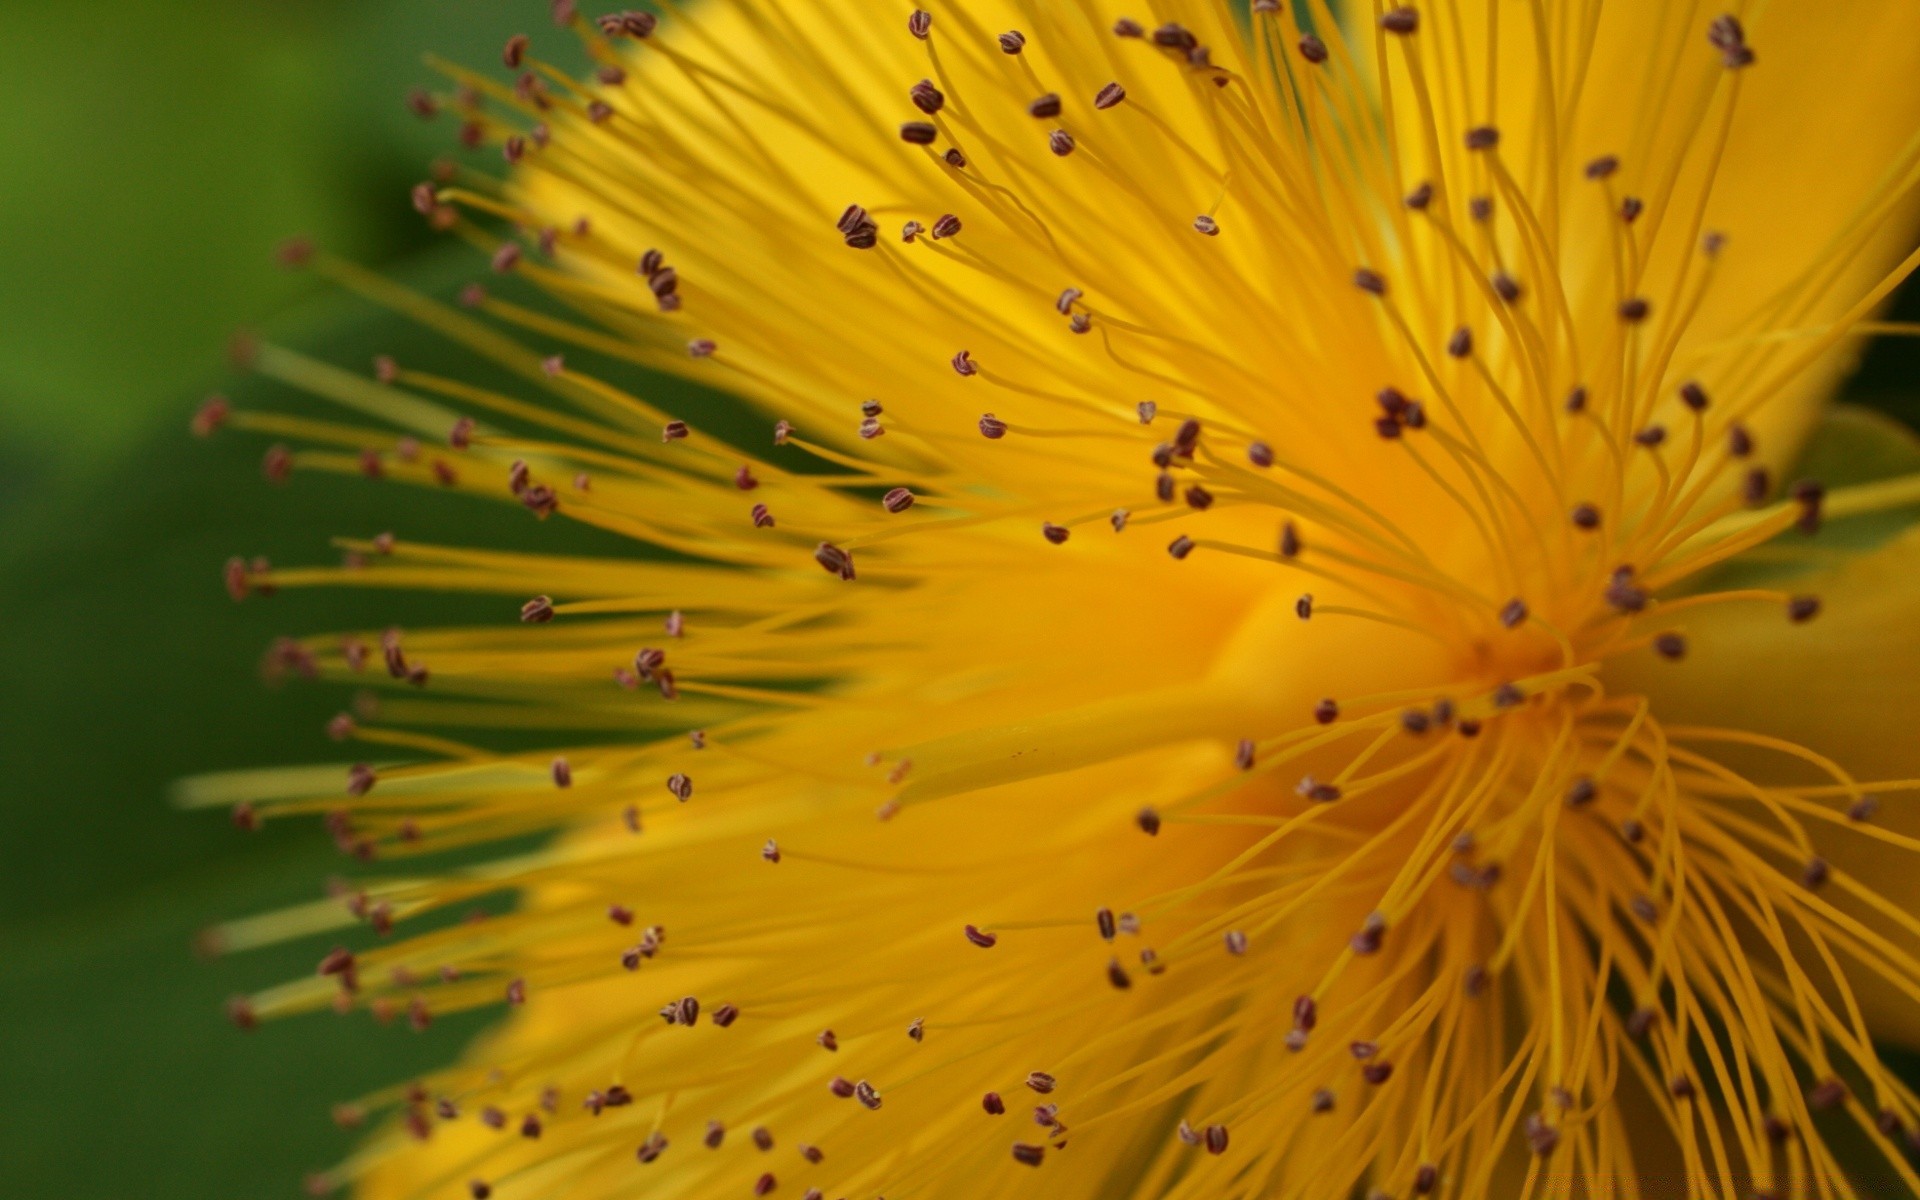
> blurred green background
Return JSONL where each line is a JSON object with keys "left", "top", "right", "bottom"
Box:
{"left": 5, "top": 3, "right": 1920, "bottom": 1198}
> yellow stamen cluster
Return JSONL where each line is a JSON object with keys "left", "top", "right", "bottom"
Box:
{"left": 186, "top": 2, "right": 1920, "bottom": 1197}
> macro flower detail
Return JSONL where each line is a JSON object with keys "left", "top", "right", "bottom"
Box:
{"left": 186, "top": 2, "right": 1920, "bottom": 1198}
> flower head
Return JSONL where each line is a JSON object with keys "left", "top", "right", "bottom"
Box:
{"left": 191, "top": 2, "right": 1920, "bottom": 1197}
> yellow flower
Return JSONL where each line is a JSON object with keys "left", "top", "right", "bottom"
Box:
{"left": 188, "top": 1, "right": 1920, "bottom": 1196}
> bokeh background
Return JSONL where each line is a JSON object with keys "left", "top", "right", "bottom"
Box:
{"left": 5, "top": 2, "right": 1920, "bottom": 1197}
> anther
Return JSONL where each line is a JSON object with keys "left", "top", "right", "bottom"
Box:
{"left": 1492, "top": 683, "right": 1524, "bottom": 708}
{"left": 712, "top": 1003, "right": 739, "bottom": 1027}
{"left": 998, "top": 30, "right": 1026, "bottom": 54}
{"left": 1621, "top": 196, "right": 1644, "bottom": 223}
{"left": 951, "top": 350, "right": 977, "bottom": 377}
{"left": 1445, "top": 327, "right": 1473, "bottom": 359}
{"left": 1026, "top": 1071, "right": 1056, "bottom": 1094}
{"left": 1618, "top": 297, "right": 1650, "bottom": 322}
{"left": 900, "top": 219, "right": 924, "bottom": 242}
{"left": 944, "top": 148, "right": 967, "bottom": 168}
{"left": 1791, "top": 479, "right": 1824, "bottom": 534}
{"left": 1629, "top": 895, "right": 1658, "bottom": 923}
{"left": 1204, "top": 1125, "right": 1229, "bottom": 1155}
{"left": 1137, "top": 807, "right": 1162, "bottom": 835}
{"left": 1362, "top": 1062, "right": 1394, "bottom": 1084}
{"left": 1524, "top": 1114, "right": 1560, "bottom": 1157}
{"left": 900, "top": 121, "right": 938, "bottom": 145}
{"left": 1295, "top": 594, "right": 1313, "bottom": 620}
{"left": 1728, "top": 423, "right": 1754, "bottom": 457}
{"left": 1185, "top": 484, "right": 1213, "bottom": 510}
{"left": 1499, "top": 598, "right": 1528, "bottom": 629}
{"left": 799, "top": 1144, "right": 823, "bottom": 1164}
{"left": 1314, "top": 698, "right": 1339, "bottom": 724}
{"left": 1011, "top": 1144, "right": 1045, "bottom": 1167}
{"left": 1192, "top": 214, "right": 1219, "bottom": 236}
{"left": 1403, "top": 181, "right": 1433, "bottom": 210}
{"left": 814, "top": 542, "right": 856, "bottom": 580}
{"left": 1152, "top": 23, "right": 1196, "bottom": 50}
{"left": 1353, "top": 268, "right": 1387, "bottom": 295}
{"left": 1465, "top": 125, "right": 1499, "bottom": 150}
{"left": 1298, "top": 776, "right": 1341, "bottom": 802}
{"left": 1849, "top": 795, "right": 1879, "bottom": 822}
{"left": 854, "top": 1080, "right": 883, "bottom": 1110}
{"left": 882, "top": 487, "right": 915, "bottom": 514}
{"left": 1742, "top": 466, "right": 1770, "bottom": 507}
{"left": 762, "top": 839, "right": 781, "bottom": 864}
{"left": 662, "top": 420, "right": 690, "bottom": 442}
{"left": 1801, "top": 857, "right": 1830, "bottom": 889}
{"left": 1491, "top": 272, "right": 1522, "bottom": 303}
{"left": 1380, "top": 7, "right": 1419, "bottom": 34}
{"left": 347, "top": 763, "right": 376, "bottom": 797}
{"left": 1298, "top": 34, "right": 1328, "bottom": 64}
{"left": 1708, "top": 14, "right": 1755, "bottom": 68}
{"left": 983, "top": 1091, "right": 1006, "bottom": 1115}
{"left": 1653, "top": 633, "right": 1686, "bottom": 661}
{"left": 1049, "top": 130, "right": 1076, "bottom": 156}
{"left": 636, "top": 1133, "right": 668, "bottom": 1164}
{"left": 1106, "top": 958, "right": 1131, "bottom": 988}
{"left": 1565, "top": 777, "right": 1596, "bottom": 806}
{"left": 666, "top": 772, "right": 693, "bottom": 802}
{"left": 1414, "top": 1164, "right": 1439, "bottom": 1194}
{"left": 908, "top": 10, "right": 931, "bottom": 39}
{"left": 910, "top": 80, "right": 944, "bottom": 114}
{"left": 1224, "top": 930, "right": 1248, "bottom": 955}
{"left": 1571, "top": 503, "right": 1601, "bottom": 530}
{"left": 1235, "top": 739, "right": 1256, "bottom": 770}
{"left": 1401, "top": 708, "right": 1430, "bottom": 735}
{"left": 964, "top": 924, "right": 999, "bottom": 948}
{"left": 1808, "top": 1078, "right": 1847, "bottom": 1111}
{"left": 1280, "top": 521, "right": 1302, "bottom": 557}
{"left": 1042, "top": 522, "right": 1071, "bottom": 545}
{"left": 1563, "top": 386, "right": 1588, "bottom": 415}
{"left": 1679, "top": 381, "right": 1710, "bottom": 411}
{"left": 1311, "top": 1088, "right": 1335, "bottom": 1113}
{"left": 977, "top": 413, "right": 1009, "bottom": 439}
{"left": 1027, "top": 93, "right": 1061, "bottom": 119}
{"left": 551, "top": 757, "right": 573, "bottom": 788}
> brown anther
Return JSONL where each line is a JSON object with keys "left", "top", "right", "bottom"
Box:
{"left": 1653, "top": 632, "right": 1686, "bottom": 660}
{"left": 964, "top": 923, "right": 999, "bottom": 948}
{"left": 549, "top": 757, "right": 573, "bottom": 789}
{"left": 762, "top": 838, "right": 781, "bottom": 863}
{"left": 998, "top": 29, "right": 1026, "bottom": 53}
{"left": 908, "top": 9, "right": 931, "bottom": 39}
{"left": 1298, "top": 33, "right": 1329, "bottom": 63}
{"left": 1565, "top": 777, "right": 1597, "bottom": 806}
{"left": 882, "top": 487, "right": 915, "bottom": 514}
{"left": 1742, "top": 465, "right": 1771, "bottom": 508}
{"left": 405, "top": 88, "right": 439, "bottom": 119}
{"left": 901, "top": 219, "right": 924, "bottom": 242}
{"left": 1094, "top": 81, "right": 1127, "bottom": 110}
{"left": 1204, "top": 1125, "right": 1229, "bottom": 1155}
{"left": 1153, "top": 533, "right": 1190, "bottom": 561}
{"left": 1184, "top": 484, "right": 1214, "bottom": 510}
{"left": 814, "top": 541, "right": 856, "bottom": 580}
{"left": 1279, "top": 521, "right": 1302, "bottom": 557}
{"left": 750, "top": 502, "right": 776, "bottom": 529}
{"left": 687, "top": 339, "right": 716, "bottom": 360}
{"left": 1224, "top": 930, "right": 1248, "bottom": 955}
{"left": 1152, "top": 23, "right": 1197, "bottom": 50}
{"left": 1401, "top": 708, "right": 1430, "bottom": 735}
{"left": 816, "top": 1029, "right": 838, "bottom": 1052}
{"left": 1493, "top": 682, "right": 1525, "bottom": 708}
{"left": 1792, "top": 479, "right": 1825, "bottom": 534}
{"left": 1571, "top": 503, "right": 1601, "bottom": 530}
{"left": 1353, "top": 268, "right": 1387, "bottom": 295}
{"left": 1311, "top": 1088, "right": 1335, "bottom": 1113}
{"left": 1604, "top": 568, "right": 1648, "bottom": 613}
{"left": 470, "top": 1182, "right": 492, "bottom": 1200}
{"left": 1027, "top": 92, "right": 1061, "bottom": 118}
{"left": 1026, "top": 1071, "right": 1057, "bottom": 1094}
{"left": 858, "top": 416, "right": 883, "bottom": 439}
{"left": 983, "top": 1091, "right": 1006, "bottom": 1115}
{"left": 899, "top": 121, "right": 938, "bottom": 145}
{"left": 799, "top": 1143, "right": 823, "bottom": 1164}
{"left": 1137, "top": 807, "right": 1162, "bottom": 835}
{"left": 191, "top": 395, "right": 231, "bottom": 437}
{"left": 944, "top": 147, "right": 967, "bottom": 168}
{"left": 1499, "top": 598, "right": 1528, "bottom": 629}
{"left": 1728, "top": 422, "right": 1755, "bottom": 458}
{"left": 950, "top": 349, "right": 977, "bottom": 377}
{"left": 346, "top": 763, "right": 376, "bottom": 797}
{"left": 1621, "top": 195, "right": 1644, "bottom": 222}
{"left": 1313, "top": 698, "right": 1339, "bottom": 724}
{"left": 1297, "top": 776, "right": 1341, "bottom": 802}
{"left": 1708, "top": 14, "right": 1755, "bottom": 68}
{"left": 1491, "top": 272, "right": 1522, "bottom": 303}
{"left": 1808, "top": 1078, "right": 1847, "bottom": 1111}
{"left": 1011, "top": 1144, "right": 1045, "bottom": 1167}
{"left": 1524, "top": 1113, "right": 1560, "bottom": 1156}
{"left": 1192, "top": 214, "right": 1220, "bottom": 236}
{"left": 1563, "top": 386, "right": 1588, "bottom": 414}
{"left": 519, "top": 595, "right": 556, "bottom": 624}
{"left": 712, "top": 1003, "right": 739, "bottom": 1027}
{"left": 1380, "top": 7, "right": 1419, "bottom": 34}
{"left": 1849, "top": 794, "right": 1879, "bottom": 821}
{"left": 1802, "top": 856, "right": 1831, "bottom": 889}
{"left": 665, "top": 772, "right": 693, "bottom": 802}
{"left": 1361, "top": 1062, "right": 1394, "bottom": 1084}
{"left": 661, "top": 420, "right": 690, "bottom": 443}
{"left": 1351, "top": 913, "right": 1385, "bottom": 954}
{"left": 1414, "top": 1164, "right": 1439, "bottom": 1194}
{"left": 1048, "top": 129, "right": 1076, "bottom": 157}
{"left": 1041, "top": 522, "right": 1071, "bottom": 545}
{"left": 1618, "top": 297, "right": 1650, "bottom": 322}
{"left": 910, "top": 79, "right": 945, "bottom": 114}
{"left": 1465, "top": 125, "right": 1499, "bottom": 150}
{"left": 261, "top": 443, "right": 293, "bottom": 484}
{"left": 904, "top": 1016, "right": 924, "bottom": 1043}
{"left": 1675, "top": 381, "right": 1710, "bottom": 412}
{"left": 1464, "top": 965, "right": 1490, "bottom": 997}
{"left": 854, "top": 1080, "right": 883, "bottom": 1110}
{"left": 635, "top": 1132, "right": 668, "bottom": 1164}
